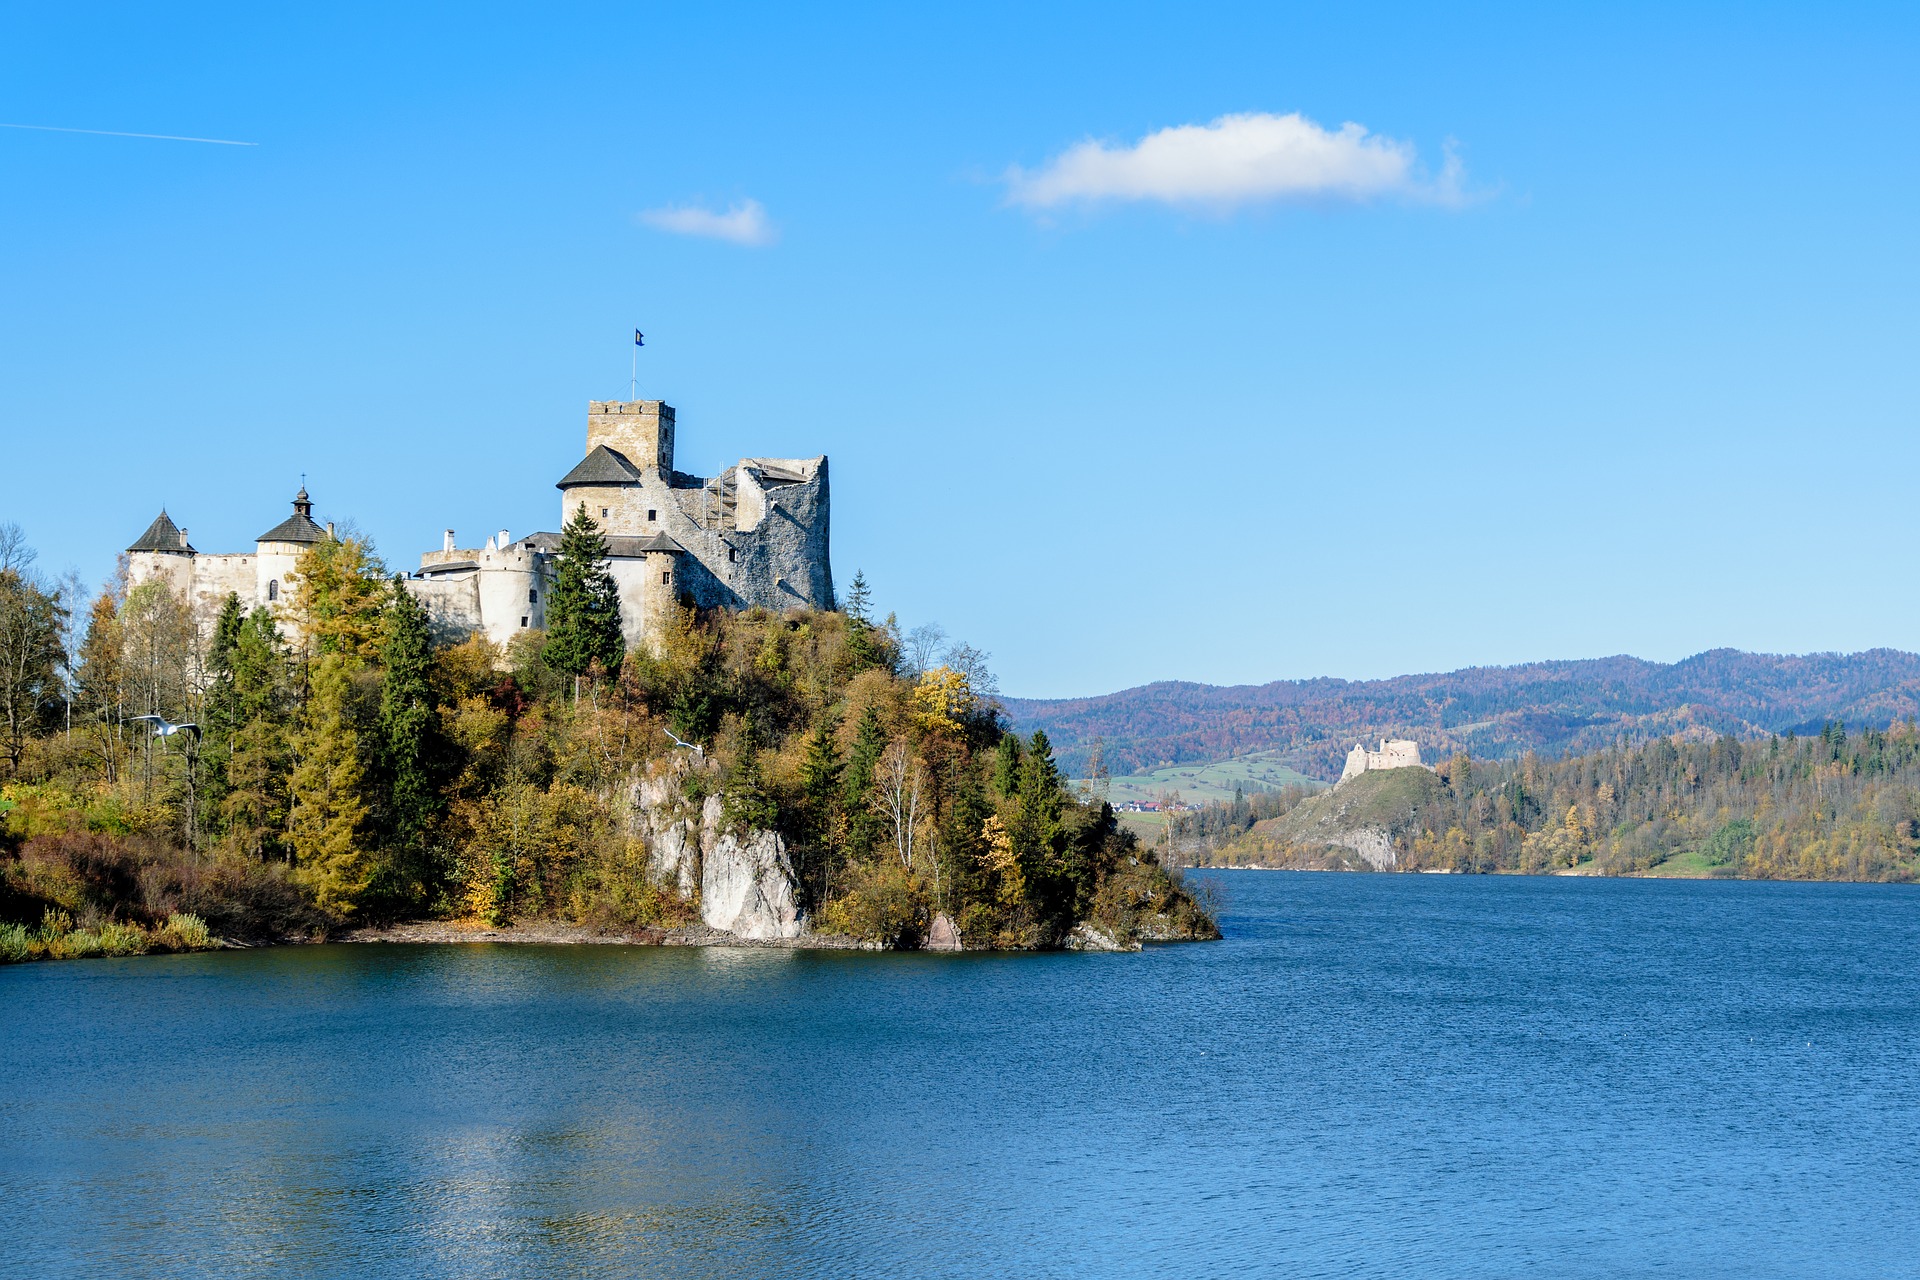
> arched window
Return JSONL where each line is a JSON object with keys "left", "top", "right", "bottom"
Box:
{"left": 266, "top": 579, "right": 279, "bottom": 602}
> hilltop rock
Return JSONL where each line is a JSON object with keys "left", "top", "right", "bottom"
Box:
{"left": 1225, "top": 765, "right": 1447, "bottom": 870}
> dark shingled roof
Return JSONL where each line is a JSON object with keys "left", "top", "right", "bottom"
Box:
{"left": 257, "top": 488, "right": 328, "bottom": 545}
{"left": 503, "top": 531, "right": 682, "bottom": 558}
{"left": 556, "top": 445, "right": 643, "bottom": 489}
{"left": 128, "top": 510, "right": 193, "bottom": 554}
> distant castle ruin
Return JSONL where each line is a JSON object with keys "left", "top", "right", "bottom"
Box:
{"left": 126, "top": 397, "right": 832, "bottom": 652}
{"left": 1338, "top": 738, "right": 1429, "bottom": 785}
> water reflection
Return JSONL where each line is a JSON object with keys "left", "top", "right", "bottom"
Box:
{"left": 5, "top": 876, "right": 1920, "bottom": 1277}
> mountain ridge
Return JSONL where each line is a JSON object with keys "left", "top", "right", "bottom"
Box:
{"left": 1001, "top": 648, "right": 1920, "bottom": 780}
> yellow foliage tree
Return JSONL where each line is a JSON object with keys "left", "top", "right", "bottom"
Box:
{"left": 288, "top": 652, "right": 373, "bottom": 915}
{"left": 979, "top": 812, "right": 1025, "bottom": 906}
{"left": 911, "top": 665, "right": 972, "bottom": 735}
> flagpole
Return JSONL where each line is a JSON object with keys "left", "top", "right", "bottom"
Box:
{"left": 630, "top": 340, "right": 636, "bottom": 402}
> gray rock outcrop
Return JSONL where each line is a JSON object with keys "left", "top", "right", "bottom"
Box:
{"left": 628, "top": 755, "right": 804, "bottom": 940}
{"left": 701, "top": 827, "right": 804, "bottom": 940}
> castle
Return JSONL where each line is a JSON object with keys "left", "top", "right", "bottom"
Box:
{"left": 126, "top": 397, "right": 832, "bottom": 652}
{"left": 1338, "top": 738, "right": 1428, "bottom": 785}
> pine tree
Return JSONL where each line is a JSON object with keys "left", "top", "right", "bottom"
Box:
{"left": 197, "top": 593, "right": 246, "bottom": 833}
{"left": 992, "top": 732, "right": 1023, "bottom": 798}
{"left": 543, "top": 504, "right": 624, "bottom": 677}
{"left": 225, "top": 607, "right": 292, "bottom": 858}
{"left": 843, "top": 704, "right": 887, "bottom": 860}
{"left": 800, "top": 712, "right": 844, "bottom": 836}
{"left": 842, "top": 569, "right": 886, "bottom": 673}
{"left": 723, "top": 715, "right": 779, "bottom": 833}
{"left": 797, "top": 711, "right": 844, "bottom": 905}
{"left": 377, "top": 582, "right": 442, "bottom": 861}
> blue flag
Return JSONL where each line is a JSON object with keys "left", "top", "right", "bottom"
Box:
{"left": 634, "top": 330, "right": 645, "bottom": 347}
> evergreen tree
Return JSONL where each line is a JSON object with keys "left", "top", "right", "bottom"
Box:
{"left": 377, "top": 582, "right": 442, "bottom": 867}
{"left": 992, "top": 732, "right": 1023, "bottom": 799}
{"left": 842, "top": 569, "right": 887, "bottom": 673}
{"left": 797, "top": 711, "right": 844, "bottom": 905}
{"left": 543, "top": 504, "right": 624, "bottom": 677}
{"left": 843, "top": 704, "right": 887, "bottom": 859}
{"left": 723, "top": 715, "right": 779, "bottom": 833}
{"left": 225, "top": 607, "right": 292, "bottom": 858}
{"left": 197, "top": 593, "right": 247, "bottom": 833}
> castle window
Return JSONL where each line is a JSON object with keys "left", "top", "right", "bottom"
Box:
{"left": 648, "top": 509, "right": 657, "bottom": 522}
{"left": 520, "top": 617, "right": 529, "bottom": 628}
{"left": 266, "top": 579, "right": 278, "bottom": 601}
{"left": 601, "top": 507, "right": 610, "bottom": 518}
{"left": 661, "top": 571, "right": 670, "bottom": 584}
{"left": 728, "top": 547, "right": 737, "bottom": 563}
{"left": 528, "top": 588, "right": 538, "bottom": 603}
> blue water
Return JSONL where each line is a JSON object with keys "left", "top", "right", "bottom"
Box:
{"left": 4, "top": 872, "right": 1918, "bottom": 1278}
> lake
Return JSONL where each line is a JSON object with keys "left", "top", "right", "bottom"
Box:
{"left": 4, "top": 872, "right": 1917, "bottom": 1278}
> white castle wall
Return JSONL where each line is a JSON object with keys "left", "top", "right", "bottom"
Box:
{"left": 125, "top": 393, "right": 832, "bottom": 664}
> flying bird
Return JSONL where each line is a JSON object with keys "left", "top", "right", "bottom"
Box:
{"left": 663, "top": 729, "right": 704, "bottom": 759}
{"left": 130, "top": 715, "right": 200, "bottom": 739}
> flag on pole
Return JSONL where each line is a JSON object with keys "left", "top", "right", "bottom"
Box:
{"left": 634, "top": 330, "right": 645, "bottom": 347}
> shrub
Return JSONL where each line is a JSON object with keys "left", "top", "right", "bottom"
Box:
{"left": 95, "top": 919, "right": 151, "bottom": 957}
{"left": 0, "top": 922, "right": 30, "bottom": 963}
{"left": 159, "top": 913, "right": 213, "bottom": 950}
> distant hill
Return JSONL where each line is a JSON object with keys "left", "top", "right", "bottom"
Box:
{"left": 1001, "top": 649, "right": 1920, "bottom": 780}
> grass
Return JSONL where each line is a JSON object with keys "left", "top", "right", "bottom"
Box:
{"left": 0, "top": 908, "right": 219, "bottom": 964}
{"left": 1077, "top": 749, "right": 1327, "bottom": 807}
{"left": 1639, "top": 849, "right": 1718, "bottom": 879}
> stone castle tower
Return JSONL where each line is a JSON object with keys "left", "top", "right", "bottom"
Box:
{"left": 126, "top": 394, "right": 832, "bottom": 655}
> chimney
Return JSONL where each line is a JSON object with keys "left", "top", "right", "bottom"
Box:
{"left": 326, "top": 521, "right": 336, "bottom": 539}
{"left": 497, "top": 528, "right": 510, "bottom": 548}
{"left": 179, "top": 528, "right": 189, "bottom": 548}
{"left": 443, "top": 529, "right": 456, "bottom": 553}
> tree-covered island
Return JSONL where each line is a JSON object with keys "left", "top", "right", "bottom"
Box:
{"left": 0, "top": 514, "right": 1217, "bottom": 962}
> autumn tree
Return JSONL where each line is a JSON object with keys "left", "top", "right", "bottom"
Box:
{"left": 0, "top": 558, "right": 66, "bottom": 776}
{"left": 287, "top": 536, "right": 385, "bottom": 912}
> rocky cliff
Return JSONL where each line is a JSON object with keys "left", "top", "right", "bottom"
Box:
{"left": 629, "top": 756, "right": 804, "bottom": 941}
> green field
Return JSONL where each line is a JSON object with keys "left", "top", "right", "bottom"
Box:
{"left": 1639, "top": 849, "right": 1718, "bottom": 878}
{"left": 1074, "top": 750, "right": 1328, "bottom": 807}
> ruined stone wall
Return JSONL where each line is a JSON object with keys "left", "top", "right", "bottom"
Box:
{"left": 1338, "top": 738, "right": 1429, "bottom": 785}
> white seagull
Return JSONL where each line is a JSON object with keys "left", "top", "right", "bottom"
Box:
{"left": 663, "top": 728, "right": 704, "bottom": 759}
{"left": 130, "top": 714, "right": 200, "bottom": 739}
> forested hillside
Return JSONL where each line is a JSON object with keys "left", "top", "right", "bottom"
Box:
{"left": 1005, "top": 650, "right": 1920, "bottom": 779}
{"left": 0, "top": 514, "right": 1213, "bottom": 959}
{"left": 1168, "top": 724, "right": 1920, "bottom": 882}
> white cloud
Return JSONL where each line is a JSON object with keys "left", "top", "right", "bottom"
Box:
{"left": 638, "top": 199, "right": 778, "bottom": 246}
{"left": 1003, "top": 111, "right": 1465, "bottom": 212}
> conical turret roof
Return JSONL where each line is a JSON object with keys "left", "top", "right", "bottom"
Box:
{"left": 128, "top": 510, "right": 194, "bottom": 554}
{"left": 257, "top": 488, "right": 328, "bottom": 544}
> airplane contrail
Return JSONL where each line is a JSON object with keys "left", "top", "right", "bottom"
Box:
{"left": 0, "top": 122, "right": 256, "bottom": 146}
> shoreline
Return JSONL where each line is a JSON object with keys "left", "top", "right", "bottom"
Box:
{"left": 337, "top": 919, "right": 879, "bottom": 950}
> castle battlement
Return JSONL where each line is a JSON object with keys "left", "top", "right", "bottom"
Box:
{"left": 125, "top": 390, "right": 832, "bottom": 658}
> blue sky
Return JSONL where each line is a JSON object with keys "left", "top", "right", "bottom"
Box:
{"left": 2, "top": 2, "right": 1915, "bottom": 697}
